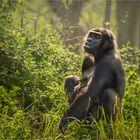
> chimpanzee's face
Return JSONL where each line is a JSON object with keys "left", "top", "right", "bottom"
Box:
{"left": 84, "top": 30, "right": 103, "bottom": 54}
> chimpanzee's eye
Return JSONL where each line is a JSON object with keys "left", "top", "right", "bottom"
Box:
{"left": 95, "top": 34, "right": 101, "bottom": 39}
{"left": 89, "top": 32, "right": 94, "bottom": 37}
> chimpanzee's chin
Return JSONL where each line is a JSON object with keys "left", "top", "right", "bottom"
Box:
{"left": 84, "top": 46, "right": 94, "bottom": 54}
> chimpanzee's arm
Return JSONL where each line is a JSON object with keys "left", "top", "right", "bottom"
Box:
{"left": 87, "top": 57, "right": 112, "bottom": 99}
{"left": 112, "top": 57, "right": 125, "bottom": 98}
{"left": 82, "top": 55, "right": 94, "bottom": 78}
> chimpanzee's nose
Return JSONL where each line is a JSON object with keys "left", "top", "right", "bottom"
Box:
{"left": 87, "top": 38, "right": 93, "bottom": 43}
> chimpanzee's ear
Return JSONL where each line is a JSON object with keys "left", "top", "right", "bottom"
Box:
{"left": 105, "top": 28, "right": 116, "bottom": 40}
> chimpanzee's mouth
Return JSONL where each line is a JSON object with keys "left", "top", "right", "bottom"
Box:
{"left": 84, "top": 44, "right": 91, "bottom": 49}
{"left": 84, "top": 45, "right": 93, "bottom": 53}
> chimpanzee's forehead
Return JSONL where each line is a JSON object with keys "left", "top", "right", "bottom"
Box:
{"left": 88, "top": 30, "right": 102, "bottom": 35}
{"left": 88, "top": 28, "right": 111, "bottom": 37}
{"left": 90, "top": 28, "right": 105, "bottom": 33}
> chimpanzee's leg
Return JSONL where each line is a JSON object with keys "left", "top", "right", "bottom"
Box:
{"left": 99, "top": 88, "right": 117, "bottom": 121}
{"left": 59, "top": 94, "right": 94, "bottom": 133}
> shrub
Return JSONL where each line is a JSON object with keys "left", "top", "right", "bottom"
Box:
{"left": 120, "top": 43, "right": 140, "bottom": 122}
{"left": 0, "top": 14, "right": 81, "bottom": 139}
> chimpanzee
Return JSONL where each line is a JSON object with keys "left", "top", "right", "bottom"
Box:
{"left": 59, "top": 28, "right": 125, "bottom": 133}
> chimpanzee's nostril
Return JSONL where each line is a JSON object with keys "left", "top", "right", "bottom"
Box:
{"left": 87, "top": 38, "right": 93, "bottom": 43}
{"left": 85, "top": 42, "right": 88, "bottom": 46}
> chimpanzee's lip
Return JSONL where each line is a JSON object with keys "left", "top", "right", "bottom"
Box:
{"left": 84, "top": 45, "right": 94, "bottom": 54}
{"left": 84, "top": 45, "right": 90, "bottom": 49}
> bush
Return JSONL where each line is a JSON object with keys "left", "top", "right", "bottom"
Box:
{"left": 120, "top": 43, "right": 140, "bottom": 122}
{"left": 0, "top": 14, "right": 81, "bottom": 110}
{"left": 0, "top": 14, "right": 81, "bottom": 139}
